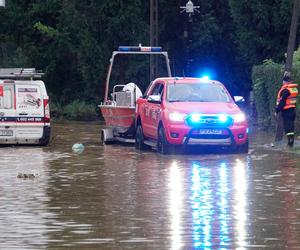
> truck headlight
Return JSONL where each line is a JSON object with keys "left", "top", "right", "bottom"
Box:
{"left": 169, "top": 112, "right": 186, "bottom": 122}
{"left": 232, "top": 113, "right": 246, "bottom": 123}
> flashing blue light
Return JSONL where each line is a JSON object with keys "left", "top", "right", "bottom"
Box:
{"left": 119, "top": 46, "right": 133, "bottom": 51}
{"left": 191, "top": 114, "right": 202, "bottom": 123}
{"left": 246, "top": 128, "right": 249, "bottom": 134}
{"left": 200, "top": 75, "right": 210, "bottom": 81}
{"left": 150, "top": 47, "right": 162, "bottom": 52}
{"left": 118, "top": 46, "right": 162, "bottom": 52}
{"left": 218, "top": 114, "right": 228, "bottom": 123}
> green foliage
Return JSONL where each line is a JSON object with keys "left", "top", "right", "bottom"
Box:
{"left": 51, "top": 100, "right": 98, "bottom": 121}
{"left": 252, "top": 60, "right": 283, "bottom": 128}
{"left": 0, "top": 0, "right": 298, "bottom": 111}
{"left": 252, "top": 47, "right": 300, "bottom": 130}
{"left": 34, "top": 21, "right": 59, "bottom": 38}
{"left": 229, "top": 0, "right": 293, "bottom": 65}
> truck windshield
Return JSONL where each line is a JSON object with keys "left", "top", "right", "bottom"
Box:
{"left": 167, "top": 82, "right": 231, "bottom": 102}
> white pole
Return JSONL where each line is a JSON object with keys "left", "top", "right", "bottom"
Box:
{"left": 0, "top": 0, "right": 5, "bottom": 7}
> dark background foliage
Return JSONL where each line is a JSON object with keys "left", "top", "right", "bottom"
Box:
{"left": 0, "top": 0, "right": 297, "bottom": 108}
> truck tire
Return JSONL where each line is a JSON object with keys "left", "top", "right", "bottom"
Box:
{"left": 157, "top": 126, "right": 170, "bottom": 154}
{"left": 135, "top": 124, "right": 146, "bottom": 150}
{"left": 236, "top": 140, "right": 249, "bottom": 154}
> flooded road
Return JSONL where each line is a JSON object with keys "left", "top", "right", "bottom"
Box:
{"left": 1, "top": 122, "right": 300, "bottom": 249}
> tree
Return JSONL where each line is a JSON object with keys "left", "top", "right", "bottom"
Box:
{"left": 285, "top": 0, "right": 300, "bottom": 72}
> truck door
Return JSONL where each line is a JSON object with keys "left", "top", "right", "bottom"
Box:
{"left": 15, "top": 83, "right": 44, "bottom": 140}
{"left": 0, "top": 83, "right": 16, "bottom": 141}
{"left": 143, "top": 82, "right": 164, "bottom": 139}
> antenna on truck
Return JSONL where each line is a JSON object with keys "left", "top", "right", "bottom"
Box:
{"left": 0, "top": 68, "right": 44, "bottom": 80}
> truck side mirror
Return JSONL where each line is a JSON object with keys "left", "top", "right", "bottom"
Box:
{"left": 234, "top": 96, "right": 245, "bottom": 103}
{"left": 147, "top": 95, "right": 161, "bottom": 104}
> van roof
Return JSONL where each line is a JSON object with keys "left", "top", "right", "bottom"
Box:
{"left": 0, "top": 68, "right": 43, "bottom": 80}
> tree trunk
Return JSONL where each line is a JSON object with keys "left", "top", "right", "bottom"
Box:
{"left": 285, "top": 0, "right": 300, "bottom": 73}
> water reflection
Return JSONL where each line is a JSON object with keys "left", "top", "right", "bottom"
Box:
{"left": 1, "top": 122, "right": 300, "bottom": 249}
{"left": 169, "top": 162, "right": 183, "bottom": 250}
{"left": 219, "top": 163, "right": 230, "bottom": 247}
{"left": 234, "top": 159, "right": 247, "bottom": 249}
{"left": 188, "top": 158, "right": 248, "bottom": 249}
{"left": 0, "top": 148, "right": 51, "bottom": 249}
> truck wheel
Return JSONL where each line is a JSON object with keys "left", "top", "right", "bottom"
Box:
{"left": 135, "top": 124, "right": 146, "bottom": 150}
{"left": 234, "top": 140, "right": 249, "bottom": 154}
{"left": 237, "top": 140, "right": 249, "bottom": 154}
{"left": 157, "top": 126, "right": 170, "bottom": 154}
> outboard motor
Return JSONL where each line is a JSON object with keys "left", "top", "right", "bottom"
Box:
{"left": 122, "top": 82, "right": 143, "bottom": 106}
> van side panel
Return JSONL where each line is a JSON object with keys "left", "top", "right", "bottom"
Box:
{"left": 15, "top": 82, "right": 45, "bottom": 141}
{"left": 0, "top": 83, "right": 16, "bottom": 141}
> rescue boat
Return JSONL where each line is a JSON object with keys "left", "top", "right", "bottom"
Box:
{"left": 99, "top": 45, "right": 172, "bottom": 143}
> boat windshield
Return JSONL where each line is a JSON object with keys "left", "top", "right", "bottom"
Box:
{"left": 167, "top": 82, "right": 231, "bottom": 102}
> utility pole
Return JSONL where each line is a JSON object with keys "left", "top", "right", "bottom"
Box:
{"left": 150, "top": 0, "right": 158, "bottom": 81}
{"left": 180, "top": 0, "right": 200, "bottom": 76}
{"left": 285, "top": 0, "right": 300, "bottom": 73}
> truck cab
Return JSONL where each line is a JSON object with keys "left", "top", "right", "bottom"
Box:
{"left": 135, "top": 77, "right": 249, "bottom": 154}
{"left": 0, "top": 68, "right": 51, "bottom": 145}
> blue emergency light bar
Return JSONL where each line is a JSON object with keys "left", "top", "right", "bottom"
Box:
{"left": 118, "top": 46, "right": 162, "bottom": 52}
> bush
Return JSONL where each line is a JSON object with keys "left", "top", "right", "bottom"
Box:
{"left": 50, "top": 101, "right": 64, "bottom": 120}
{"left": 50, "top": 100, "right": 98, "bottom": 121}
{"left": 252, "top": 47, "right": 300, "bottom": 131}
{"left": 252, "top": 60, "right": 283, "bottom": 128}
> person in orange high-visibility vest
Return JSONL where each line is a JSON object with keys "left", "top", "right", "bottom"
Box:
{"left": 275, "top": 72, "right": 298, "bottom": 147}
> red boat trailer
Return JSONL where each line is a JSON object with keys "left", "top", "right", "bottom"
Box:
{"left": 99, "top": 45, "right": 172, "bottom": 144}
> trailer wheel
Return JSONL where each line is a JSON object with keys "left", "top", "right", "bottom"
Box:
{"left": 157, "top": 126, "right": 170, "bottom": 155}
{"left": 135, "top": 124, "right": 146, "bottom": 150}
{"left": 101, "top": 129, "right": 114, "bottom": 145}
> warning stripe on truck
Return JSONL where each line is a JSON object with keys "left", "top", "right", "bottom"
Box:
{"left": 0, "top": 117, "right": 45, "bottom": 123}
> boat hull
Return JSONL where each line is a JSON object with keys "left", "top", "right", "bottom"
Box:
{"left": 99, "top": 105, "right": 136, "bottom": 134}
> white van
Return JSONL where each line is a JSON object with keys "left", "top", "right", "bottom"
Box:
{"left": 0, "top": 68, "right": 50, "bottom": 145}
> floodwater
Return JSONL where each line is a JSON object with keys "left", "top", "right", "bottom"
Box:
{"left": 1, "top": 122, "right": 300, "bottom": 249}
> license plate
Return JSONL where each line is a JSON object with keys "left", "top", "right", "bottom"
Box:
{"left": 197, "top": 129, "right": 223, "bottom": 135}
{"left": 0, "top": 130, "right": 13, "bottom": 136}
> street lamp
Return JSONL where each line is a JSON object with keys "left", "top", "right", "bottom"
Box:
{"left": 180, "top": 0, "right": 200, "bottom": 18}
{"left": 180, "top": 0, "right": 200, "bottom": 76}
{"left": 0, "top": 0, "right": 5, "bottom": 7}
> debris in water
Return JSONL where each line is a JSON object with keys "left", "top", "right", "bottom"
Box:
{"left": 17, "top": 173, "right": 38, "bottom": 179}
{"left": 72, "top": 143, "right": 85, "bottom": 154}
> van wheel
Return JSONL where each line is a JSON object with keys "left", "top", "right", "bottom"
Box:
{"left": 135, "top": 124, "right": 146, "bottom": 150}
{"left": 39, "top": 136, "right": 50, "bottom": 146}
{"left": 39, "top": 126, "right": 51, "bottom": 146}
{"left": 157, "top": 126, "right": 170, "bottom": 154}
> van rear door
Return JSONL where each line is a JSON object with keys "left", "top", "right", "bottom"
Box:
{"left": 15, "top": 83, "right": 44, "bottom": 141}
{"left": 0, "top": 83, "right": 16, "bottom": 141}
